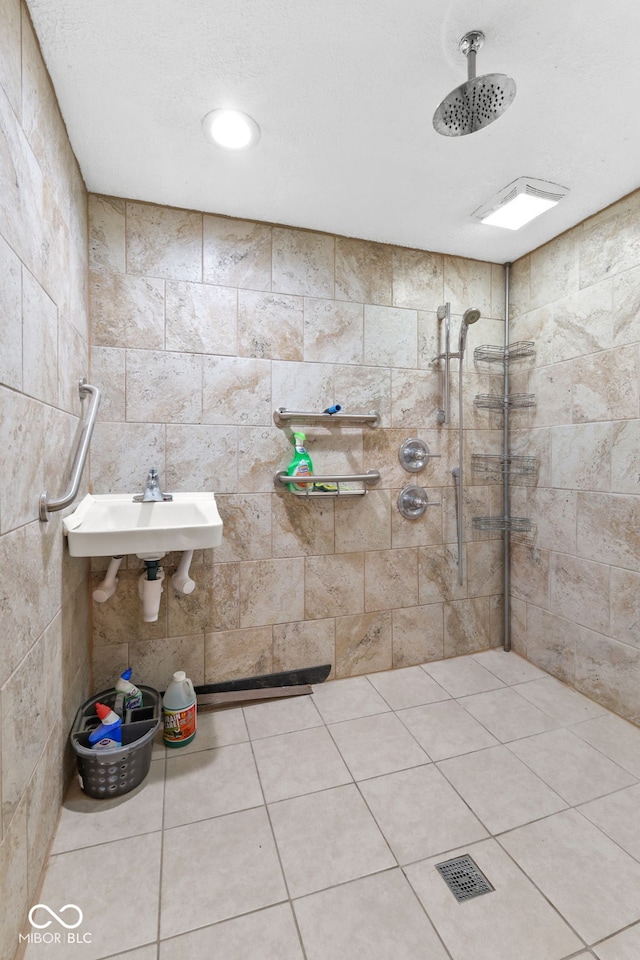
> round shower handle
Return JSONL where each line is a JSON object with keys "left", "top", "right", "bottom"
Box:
{"left": 397, "top": 485, "right": 439, "bottom": 520}
{"left": 398, "top": 438, "right": 440, "bottom": 473}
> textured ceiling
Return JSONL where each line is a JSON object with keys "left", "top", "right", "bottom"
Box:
{"left": 26, "top": 0, "right": 640, "bottom": 262}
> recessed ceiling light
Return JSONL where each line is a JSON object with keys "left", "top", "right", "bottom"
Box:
{"left": 473, "top": 177, "right": 569, "bottom": 230}
{"left": 201, "top": 109, "right": 260, "bottom": 150}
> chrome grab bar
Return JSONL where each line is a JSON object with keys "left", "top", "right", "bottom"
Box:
{"left": 39, "top": 379, "right": 102, "bottom": 521}
{"left": 273, "top": 408, "right": 380, "bottom": 427}
{"left": 274, "top": 470, "right": 380, "bottom": 486}
{"left": 273, "top": 469, "right": 380, "bottom": 497}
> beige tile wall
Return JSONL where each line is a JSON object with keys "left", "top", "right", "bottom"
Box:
{"left": 88, "top": 198, "right": 507, "bottom": 693}
{"left": 2, "top": 0, "right": 638, "bottom": 949}
{"left": 509, "top": 190, "right": 640, "bottom": 724}
{"left": 0, "top": 1, "right": 90, "bottom": 956}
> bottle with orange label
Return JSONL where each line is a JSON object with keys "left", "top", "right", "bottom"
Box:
{"left": 286, "top": 432, "right": 314, "bottom": 492}
{"left": 162, "top": 670, "right": 197, "bottom": 747}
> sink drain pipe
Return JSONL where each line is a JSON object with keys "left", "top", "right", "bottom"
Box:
{"left": 93, "top": 556, "right": 123, "bottom": 603}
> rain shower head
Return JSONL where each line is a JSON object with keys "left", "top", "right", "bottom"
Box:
{"left": 433, "top": 31, "right": 516, "bottom": 137}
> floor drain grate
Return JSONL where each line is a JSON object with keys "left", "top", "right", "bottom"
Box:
{"left": 435, "top": 854, "right": 494, "bottom": 903}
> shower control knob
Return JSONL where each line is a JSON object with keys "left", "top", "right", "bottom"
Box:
{"left": 397, "top": 485, "right": 440, "bottom": 520}
{"left": 398, "top": 438, "right": 440, "bottom": 473}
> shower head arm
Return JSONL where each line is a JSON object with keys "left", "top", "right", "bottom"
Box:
{"left": 459, "top": 30, "right": 484, "bottom": 81}
{"left": 467, "top": 47, "right": 477, "bottom": 81}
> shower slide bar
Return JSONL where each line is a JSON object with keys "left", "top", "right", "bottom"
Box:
{"left": 432, "top": 302, "right": 452, "bottom": 424}
{"left": 39, "top": 379, "right": 102, "bottom": 521}
{"left": 273, "top": 408, "right": 380, "bottom": 427}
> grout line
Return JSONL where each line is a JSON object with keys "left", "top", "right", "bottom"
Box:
{"left": 154, "top": 751, "right": 167, "bottom": 951}
{"left": 493, "top": 829, "right": 591, "bottom": 953}
{"left": 245, "top": 731, "right": 311, "bottom": 960}
{"left": 45, "top": 654, "right": 640, "bottom": 957}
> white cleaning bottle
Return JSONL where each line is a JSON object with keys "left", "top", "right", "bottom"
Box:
{"left": 162, "top": 670, "right": 197, "bottom": 748}
{"left": 115, "top": 667, "right": 143, "bottom": 710}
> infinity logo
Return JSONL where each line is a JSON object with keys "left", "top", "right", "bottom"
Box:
{"left": 28, "top": 904, "right": 84, "bottom": 930}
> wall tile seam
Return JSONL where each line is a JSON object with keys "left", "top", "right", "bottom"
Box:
{"left": 0, "top": 609, "right": 66, "bottom": 692}
{"left": 20, "top": 723, "right": 66, "bottom": 844}
{"left": 578, "top": 253, "right": 640, "bottom": 290}
{"left": 116, "top": 217, "right": 500, "bottom": 313}
{"left": 0, "top": 381, "right": 84, "bottom": 423}
{"left": 109, "top": 280, "right": 504, "bottom": 323}
{"left": 519, "top": 599, "right": 624, "bottom": 643}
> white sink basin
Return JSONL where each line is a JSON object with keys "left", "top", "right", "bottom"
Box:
{"left": 63, "top": 492, "right": 223, "bottom": 557}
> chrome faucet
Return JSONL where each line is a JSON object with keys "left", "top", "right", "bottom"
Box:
{"left": 133, "top": 468, "right": 173, "bottom": 502}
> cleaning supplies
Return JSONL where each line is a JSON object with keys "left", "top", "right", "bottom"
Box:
{"left": 286, "top": 432, "right": 314, "bottom": 491}
{"left": 162, "top": 670, "right": 197, "bottom": 747}
{"left": 115, "top": 667, "right": 143, "bottom": 710}
{"left": 89, "top": 703, "right": 123, "bottom": 750}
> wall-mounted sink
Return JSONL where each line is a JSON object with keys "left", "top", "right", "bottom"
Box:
{"left": 62, "top": 492, "right": 223, "bottom": 557}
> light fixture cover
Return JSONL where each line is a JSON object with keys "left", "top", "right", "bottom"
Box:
{"left": 202, "top": 109, "right": 260, "bottom": 150}
{"left": 473, "top": 177, "right": 569, "bottom": 230}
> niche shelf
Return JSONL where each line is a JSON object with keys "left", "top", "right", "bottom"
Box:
{"left": 474, "top": 341, "right": 535, "bottom": 364}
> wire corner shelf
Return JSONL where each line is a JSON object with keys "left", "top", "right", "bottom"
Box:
{"left": 474, "top": 393, "right": 536, "bottom": 411}
{"left": 471, "top": 453, "right": 539, "bottom": 485}
{"left": 474, "top": 341, "right": 535, "bottom": 364}
{"left": 472, "top": 515, "right": 533, "bottom": 534}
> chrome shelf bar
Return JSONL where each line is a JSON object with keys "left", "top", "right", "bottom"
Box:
{"left": 273, "top": 469, "right": 381, "bottom": 497}
{"left": 273, "top": 408, "right": 380, "bottom": 427}
{"left": 40, "top": 379, "right": 102, "bottom": 521}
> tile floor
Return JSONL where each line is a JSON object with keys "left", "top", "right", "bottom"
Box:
{"left": 23, "top": 651, "right": 640, "bottom": 960}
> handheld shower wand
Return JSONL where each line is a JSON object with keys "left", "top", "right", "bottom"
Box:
{"left": 458, "top": 307, "right": 481, "bottom": 354}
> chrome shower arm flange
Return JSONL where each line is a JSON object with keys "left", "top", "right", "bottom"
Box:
{"left": 459, "top": 30, "right": 485, "bottom": 57}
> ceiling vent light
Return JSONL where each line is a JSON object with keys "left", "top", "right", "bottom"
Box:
{"left": 202, "top": 109, "right": 260, "bottom": 150}
{"left": 473, "top": 177, "right": 569, "bottom": 230}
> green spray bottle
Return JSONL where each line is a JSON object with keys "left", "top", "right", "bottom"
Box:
{"left": 286, "top": 432, "right": 314, "bottom": 491}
